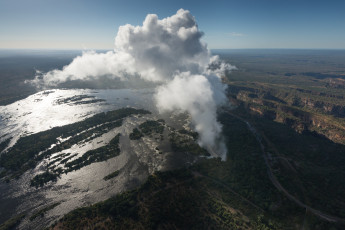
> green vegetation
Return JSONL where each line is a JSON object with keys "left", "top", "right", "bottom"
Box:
{"left": 208, "top": 50, "right": 345, "bottom": 228}
{"left": 138, "top": 120, "right": 164, "bottom": 135}
{"left": 252, "top": 116, "right": 345, "bottom": 218}
{"left": 50, "top": 168, "right": 293, "bottom": 230}
{"left": 30, "top": 171, "right": 59, "bottom": 187}
{"left": 0, "top": 213, "right": 25, "bottom": 230}
{"left": 51, "top": 152, "right": 72, "bottom": 160}
{"left": 129, "top": 119, "right": 209, "bottom": 157}
{"left": 4, "top": 51, "right": 345, "bottom": 229}
{"left": 103, "top": 170, "right": 120, "bottom": 181}
{"left": 220, "top": 106, "right": 345, "bottom": 228}
{"left": 129, "top": 119, "right": 164, "bottom": 140}
{"left": 50, "top": 106, "right": 344, "bottom": 229}
{"left": 129, "top": 128, "right": 143, "bottom": 140}
{"left": 221, "top": 50, "right": 345, "bottom": 145}
{"left": 0, "top": 108, "right": 149, "bottom": 181}
{"left": 30, "top": 134, "right": 121, "bottom": 186}
{"left": 0, "top": 139, "right": 10, "bottom": 153}
{"left": 30, "top": 203, "right": 61, "bottom": 221}
{"left": 177, "top": 129, "right": 198, "bottom": 140}
{"left": 65, "top": 134, "right": 121, "bottom": 172}
{"left": 217, "top": 50, "right": 345, "bottom": 222}
{"left": 54, "top": 95, "right": 105, "bottom": 105}
{"left": 170, "top": 128, "right": 209, "bottom": 156}
{"left": 59, "top": 154, "right": 77, "bottom": 164}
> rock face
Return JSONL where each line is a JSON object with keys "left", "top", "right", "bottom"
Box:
{"left": 228, "top": 84, "right": 345, "bottom": 145}
{"left": 325, "top": 78, "right": 345, "bottom": 89}
{"left": 292, "top": 97, "right": 345, "bottom": 117}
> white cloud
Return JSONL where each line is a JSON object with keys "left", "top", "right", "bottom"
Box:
{"left": 29, "top": 9, "right": 236, "bottom": 160}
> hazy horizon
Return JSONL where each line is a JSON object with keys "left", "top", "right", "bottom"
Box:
{"left": 1, "top": 48, "right": 345, "bottom": 52}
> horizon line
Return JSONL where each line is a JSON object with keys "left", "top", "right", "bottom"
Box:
{"left": 1, "top": 48, "right": 345, "bottom": 51}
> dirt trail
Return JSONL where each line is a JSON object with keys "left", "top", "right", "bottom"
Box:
{"left": 226, "top": 111, "right": 345, "bottom": 224}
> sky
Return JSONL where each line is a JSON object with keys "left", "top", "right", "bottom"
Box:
{"left": 0, "top": 0, "right": 344, "bottom": 50}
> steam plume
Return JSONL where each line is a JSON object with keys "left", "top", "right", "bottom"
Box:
{"left": 30, "top": 9, "right": 236, "bottom": 159}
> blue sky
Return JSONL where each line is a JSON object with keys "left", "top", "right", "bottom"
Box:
{"left": 0, "top": 0, "right": 344, "bottom": 49}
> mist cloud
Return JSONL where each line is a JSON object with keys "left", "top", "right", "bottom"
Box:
{"left": 30, "top": 9, "right": 236, "bottom": 159}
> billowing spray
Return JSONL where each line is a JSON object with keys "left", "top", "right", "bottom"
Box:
{"left": 30, "top": 9, "right": 236, "bottom": 159}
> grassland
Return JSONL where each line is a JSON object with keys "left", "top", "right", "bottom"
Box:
{"left": 103, "top": 170, "right": 120, "bottom": 181}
